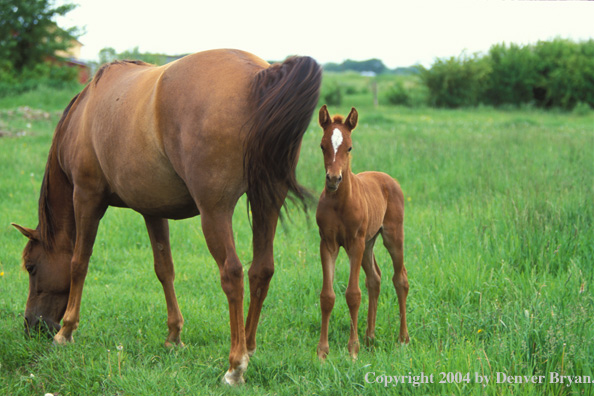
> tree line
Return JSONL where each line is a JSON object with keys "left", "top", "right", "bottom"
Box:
{"left": 418, "top": 39, "right": 594, "bottom": 110}
{"left": 1, "top": 1, "right": 592, "bottom": 111}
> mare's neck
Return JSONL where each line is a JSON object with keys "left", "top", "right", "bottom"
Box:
{"left": 38, "top": 146, "right": 75, "bottom": 252}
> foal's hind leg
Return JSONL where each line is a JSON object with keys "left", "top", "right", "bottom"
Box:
{"left": 144, "top": 216, "right": 184, "bottom": 347}
{"left": 361, "top": 244, "right": 381, "bottom": 344}
{"left": 382, "top": 223, "right": 409, "bottom": 344}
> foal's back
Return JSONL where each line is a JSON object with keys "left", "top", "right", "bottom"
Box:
{"left": 356, "top": 171, "right": 403, "bottom": 229}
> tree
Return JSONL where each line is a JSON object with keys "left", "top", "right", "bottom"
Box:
{"left": 0, "top": 0, "right": 80, "bottom": 72}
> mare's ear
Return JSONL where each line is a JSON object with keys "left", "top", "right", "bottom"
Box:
{"left": 319, "top": 105, "right": 331, "bottom": 128}
{"left": 345, "top": 107, "right": 358, "bottom": 131}
{"left": 11, "top": 223, "right": 38, "bottom": 241}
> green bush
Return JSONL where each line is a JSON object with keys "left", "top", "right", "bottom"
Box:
{"left": 322, "top": 82, "right": 342, "bottom": 106}
{"left": 386, "top": 81, "right": 411, "bottom": 106}
{"left": 484, "top": 43, "right": 538, "bottom": 107}
{"left": 419, "top": 54, "right": 490, "bottom": 108}
{"left": 0, "top": 62, "right": 78, "bottom": 98}
{"left": 419, "top": 39, "right": 594, "bottom": 110}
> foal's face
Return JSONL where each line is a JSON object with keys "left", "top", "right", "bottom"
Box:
{"left": 13, "top": 224, "right": 70, "bottom": 337}
{"left": 318, "top": 105, "right": 358, "bottom": 191}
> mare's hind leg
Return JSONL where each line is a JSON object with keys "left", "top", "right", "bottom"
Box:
{"left": 200, "top": 210, "right": 248, "bottom": 385}
{"left": 144, "top": 216, "right": 184, "bottom": 347}
{"left": 55, "top": 188, "right": 107, "bottom": 344}
{"left": 381, "top": 222, "right": 409, "bottom": 344}
{"left": 361, "top": 242, "right": 381, "bottom": 344}
{"left": 245, "top": 192, "right": 285, "bottom": 357}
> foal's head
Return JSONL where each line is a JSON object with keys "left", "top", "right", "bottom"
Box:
{"left": 318, "top": 105, "right": 358, "bottom": 192}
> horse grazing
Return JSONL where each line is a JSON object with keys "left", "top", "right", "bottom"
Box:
{"left": 315, "top": 105, "right": 409, "bottom": 360}
{"left": 12, "top": 49, "right": 321, "bottom": 385}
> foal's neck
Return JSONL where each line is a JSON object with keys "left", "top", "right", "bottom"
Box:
{"left": 328, "top": 162, "right": 356, "bottom": 203}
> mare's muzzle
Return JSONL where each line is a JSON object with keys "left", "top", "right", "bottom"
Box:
{"left": 24, "top": 316, "right": 61, "bottom": 338}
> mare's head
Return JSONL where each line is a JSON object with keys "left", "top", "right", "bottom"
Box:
{"left": 12, "top": 223, "right": 70, "bottom": 337}
{"left": 318, "top": 105, "right": 358, "bottom": 192}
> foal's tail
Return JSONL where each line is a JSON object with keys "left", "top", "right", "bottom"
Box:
{"left": 244, "top": 56, "right": 322, "bottom": 224}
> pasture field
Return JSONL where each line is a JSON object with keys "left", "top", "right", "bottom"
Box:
{"left": 0, "top": 82, "right": 593, "bottom": 395}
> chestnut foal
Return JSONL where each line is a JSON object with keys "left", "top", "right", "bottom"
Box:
{"left": 316, "top": 105, "right": 409, "bottom": 360}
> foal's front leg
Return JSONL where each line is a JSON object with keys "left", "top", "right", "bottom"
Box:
{"left": 345, "top": 239, "right": 365, "bottom": 359}
{"left": 317, "top": 239, "right": 339, "bottom": 360}
{"left": 144, "top": 216, "right": 184, "bottom": 347}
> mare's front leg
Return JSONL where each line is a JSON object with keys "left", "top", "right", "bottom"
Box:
{"left": 345, "top": 238, "right": 365, "bottom": 359}
{"left": 54, "top": 188, "right": 107, "bottom": 344}
{"left": 317, "top": 239, "right": 339, "bottom": 360}
{"left": 144, "top": 216, "right": 184, "bottom": 347}
{"left": 245, "top": 192, "right": 284, "bottom": 357}
{"left": 201, "top": 210, "right": 248, "bottom": 385}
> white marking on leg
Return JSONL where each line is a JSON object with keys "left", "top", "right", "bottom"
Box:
{"left": 223, "top": 354, "right": 249, "bottom": 385}
{"left": 331, "top": 128, "right": 343, "bottom": 162}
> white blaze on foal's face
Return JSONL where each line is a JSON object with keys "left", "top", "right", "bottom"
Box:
{"left": 331, "top": 128, "right": 343, "bottom": 162}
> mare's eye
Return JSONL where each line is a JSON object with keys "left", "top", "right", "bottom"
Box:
{"left": 320, "top": 145, "right": 324, "bottom": 150}
{"left": 25, "top": 264, "right": 36, "bottom": 275}
{"left": 348, "top": 147, "right": 352, "bottom": 152}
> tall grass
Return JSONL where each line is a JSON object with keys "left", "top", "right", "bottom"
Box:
{"left": 1, "top": 85, "right": 592, "bottom": 395}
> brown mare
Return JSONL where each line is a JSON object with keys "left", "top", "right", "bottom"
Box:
{"left": 12, "top": 49, "right": 321, "bottom": 385}
{"left": 315, "top": 105, "right": 409, "bottom": 360}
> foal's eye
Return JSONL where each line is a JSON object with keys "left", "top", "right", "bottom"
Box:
{"left": 320, "top": 145, "right": 324, "bottom": 150}
{"left": 348, "top": 147, "right": 352, "bottom": 152}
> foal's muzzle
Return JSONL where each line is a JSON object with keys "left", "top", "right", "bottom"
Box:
{"left": 326, "top": 173, "right": 342, "bottom": 191}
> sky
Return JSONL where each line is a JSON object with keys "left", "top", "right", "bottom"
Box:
{"left": 56, "top": 0, "right": 594, "bottom": 69}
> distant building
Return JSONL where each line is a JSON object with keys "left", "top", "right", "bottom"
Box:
{"left": 52, "top": 26, "right": 90, "bottom": 83}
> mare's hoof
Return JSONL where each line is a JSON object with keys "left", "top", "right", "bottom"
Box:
{"left": 222, "top": 354, "right": 249, "bottom": 386}
{"left": 53, "top": 333, "right": 73, "bottom": 345}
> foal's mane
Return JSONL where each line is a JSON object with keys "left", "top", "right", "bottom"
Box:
{"left": 332, "top": 115, "right": 345, "bottom": 124}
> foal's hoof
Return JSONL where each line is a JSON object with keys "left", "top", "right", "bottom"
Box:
{"left": 399, "top": 333, "right": 410, "bottom": 345}
{"left": 164, "top": 339, "right": 185, "bottom": 348}
{"left": 317, "top": 345, "right": 329, "bottom": 361}
{"left": 348, "top": 341, "right": 360, "bottom": 361}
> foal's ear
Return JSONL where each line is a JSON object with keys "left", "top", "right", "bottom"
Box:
{"left": 11, "top": 223, "right": 38, "bottom": 241}
{"left": 345, "top": 107, "right": 358, "bottom": 131}
{"left": 319, "top": 105, "right": 331, "bottom": 128}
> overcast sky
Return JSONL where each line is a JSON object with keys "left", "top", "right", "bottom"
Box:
{"left": 57, "top": 0, "right": 594, "bottom": 68}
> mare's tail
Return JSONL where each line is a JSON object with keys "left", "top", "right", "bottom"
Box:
{"left": 244, "top": 56, "right": 322, "bottom": 224}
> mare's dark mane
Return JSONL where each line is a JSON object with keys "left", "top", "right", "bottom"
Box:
{"left": 37, "top": 92, "right": 81, "bottom": 248}
{"left": 93, "top": 60, "right": 150, "bottom": 86}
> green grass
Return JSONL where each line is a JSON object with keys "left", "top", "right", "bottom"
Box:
{"left": 1, "top": 82, "right": 593, "bottom": 395}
